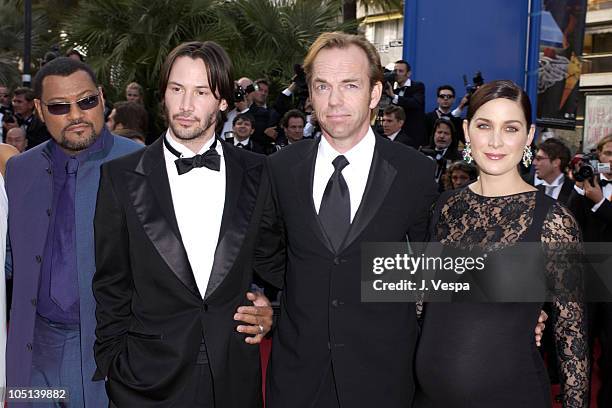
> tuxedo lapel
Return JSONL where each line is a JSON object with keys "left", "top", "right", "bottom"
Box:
{"left": 205, "top": 143, "right": 259, "bottom": 299}
{"left": 291, "top": 140, "right": 335, "bottom": 254}
{"left": 340, "top": 137, "right": 397, "bottom": 252}
{"left": 127, "top": 137, "right": 201, "bottom": 298}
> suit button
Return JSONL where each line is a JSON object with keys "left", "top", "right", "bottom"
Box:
{"left": 26, "top": 343, "right": 32, "bottom": 351}
{"left": 30, "top": 298, "right": 37, "bottom": 307}
{"left": 35, "top": 255, "right": 42, "bottom": 263}
{"left": 331, "top": 299, "right": 339, "bottom": 308}
{"left": 333, "top": 257, "right": 340, "bottom": 265}
{"left": 46, "top": 208, "right": 51, "bottom": 216}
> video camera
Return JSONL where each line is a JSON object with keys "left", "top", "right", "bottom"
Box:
{"left": 383, "top": 69, "right": 396, "bottom": 88}
{"left": 463, "top": 71, "right": 484, "bottom": 101}
{"left": 572, "top": 153, "right": 611, "bottom": 182}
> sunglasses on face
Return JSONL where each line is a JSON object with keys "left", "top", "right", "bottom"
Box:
{"left": 42, "top": 93, "right": 100, "bottom": 115}
{"left": 438, "top": 94, "right": 454, "bottom": 99}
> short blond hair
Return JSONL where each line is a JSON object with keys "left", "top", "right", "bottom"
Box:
{"left": 303, "top": 32, "right": 383, "bottom": 89}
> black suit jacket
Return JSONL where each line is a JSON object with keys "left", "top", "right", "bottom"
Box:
{"left": 93, "top": 137, "right": 281, "bottom": 407}
{"left": 525, "top": 174, "right": 575, "bottom": 205}
{"left": 388, "top": 129, "right": 420, "bottom": 149}
{"left": 259, "top": 136, "right": 439, "bottom": 408}
{"left": 567, "top": 186, "right": 612, "bottom": 242}
{"left": 393, "top": 81, "right": 426, "bottom": 148}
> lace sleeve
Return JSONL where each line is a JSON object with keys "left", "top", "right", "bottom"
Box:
{"left": 542, "top": 203, "right": 589, "bottom": 408}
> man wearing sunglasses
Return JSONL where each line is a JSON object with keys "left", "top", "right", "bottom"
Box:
{"left": 4, "top": 57, "right": 144, "bottom": 407}
{"left": 424, "top": 85, "right": 464, "bottom": 147}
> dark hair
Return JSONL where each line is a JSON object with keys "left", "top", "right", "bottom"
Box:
{"left": 383, "top": 105, "right": 406, "bottom": 122}
{"left": 303, "top": 32, "right": 383, "bottom": 89}
{"left": 466, "top": 80, "right": 532, "bottom": 127}
{"left": 13, "top": 87, "right": 35, "bottom": 101}
{"left": 281, "top": 109, "right": 306, "bottom": 128}
{"left": 448, "top": 160, "right": 479, "bottom": 180}
{"left": 254, "top": 78, "right": 269, "bottom": 88}
{"left": 32, "top": 57, "right": 97, "bottom": 99}
{"left": 114, "top": 128, "right": 145, "bottom": 144}
{"left": 159, "top": 41, "right": 233, "bottom": 105}
{"left": 538, "top": 138, "right": 571, "bottom": 173}
{"left": 112, "top": 101, "right": 148, "bottom": 134}
{"left": 232, "top": 113, "right": 255, "bottom": 128}
{"left": 437, "top": 85, "right": 455, "bottom": 97}
{"left": 433, "top": 117, "right": 456, "bottom": 137}
{"left": 395, "top": 60, "right": 411, "bottom": 72}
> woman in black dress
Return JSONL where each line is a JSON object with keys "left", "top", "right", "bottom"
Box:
{"left": 414, "top": 80, "right": 589, "bottom": 407}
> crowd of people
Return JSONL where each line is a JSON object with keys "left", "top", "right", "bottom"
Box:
{"left": 0, "top": 30, "right": 610, "bottom": 408}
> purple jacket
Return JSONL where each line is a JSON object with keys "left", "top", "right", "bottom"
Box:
{"left": 5, "top": 128, "right": 141, "bottom": 407}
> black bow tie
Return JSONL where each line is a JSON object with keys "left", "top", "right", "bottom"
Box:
{"left": 600, "top": 178, "right": 610, "bottom": 187}
{"left": 164, "top": 136, "right": 221, "bottom": 174}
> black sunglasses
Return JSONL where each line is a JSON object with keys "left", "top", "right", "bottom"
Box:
{"left": 438, "top": 94, "right": 454, "bottom": 99}
{"left": 42, "top": 93, "right": 100, "bottom": 115}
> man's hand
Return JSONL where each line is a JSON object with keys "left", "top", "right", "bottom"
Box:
{"left": 234, "top": 291, "right": 273, "bottom": 344}
{"left": 264, "top": 127, "right": 278, "bottom": 141}
{"left": 458, "top": 95, "right": 469, "bottom": 110}
{"left": 535, "top": 310, "right": 548, "bottom": 347}
{"left": 384, "top": 82, "right": 395, "bottom": 98}
{"left": 584, "top": 177, "right": 604, "bottom": 204}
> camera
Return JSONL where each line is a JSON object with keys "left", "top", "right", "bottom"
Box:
{"left": 233, "top": 83, "right": 259, "bottom": 102}
{"left": 0, "top": 105, "right": 15, "bottom": 124}
{"left": 383, "top": 70, "right": 396, "bottom": 88}
{"left": 572, "top": 153, "right": 611, "bottom": 182}
{"left": 463, "top": 71, "right": 484, "bottom": 100}
{"left": 293, "top": 64, "right": 308, "bottom": 96}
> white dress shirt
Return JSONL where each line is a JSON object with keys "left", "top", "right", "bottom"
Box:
{"left": 234, "top": 137, "right": 250, "bottom": 148}
{"left": 387, "top": 130, "right": 400, "bottom": 142}
{"left": 573, "top": 174, "right": 612, "bottom": 212}
{"left": 392, "top": 79, "right": 412, "bottom": 105}
{"left": 164, "top": 131, "right": 226, "bottom": 297}
{"left": 313, "top": 128, "right": 375, "bottom": 222}
{"left": 534, "top": 173, "right": 565, "bottom": 200}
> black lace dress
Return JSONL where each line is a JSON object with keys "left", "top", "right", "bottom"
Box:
{"left": 414, "top": 188, "right": 589, "bottom": 408}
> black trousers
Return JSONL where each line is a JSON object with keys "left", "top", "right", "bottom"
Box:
{"left": 109, "top": 362, "right": 214, "bottom": 408}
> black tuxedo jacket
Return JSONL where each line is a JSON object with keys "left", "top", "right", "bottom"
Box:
{"left": 567, "top": 186, "right": 612, "bottom": 242}
{"left": 92, "top": 137, "right": 281, "bottom": 407}
{"left": 393, "top": 81, "right": 426, "bottom": 148}
{"left": 259, "top": 135, "right": 439, "bottom": 408}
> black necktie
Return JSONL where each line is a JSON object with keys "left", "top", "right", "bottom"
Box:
{"left": 164, "top": 136, "right": 221, "bottom": 174}
{"left": 318, "top": 155, "right": 350, "bottom": 251}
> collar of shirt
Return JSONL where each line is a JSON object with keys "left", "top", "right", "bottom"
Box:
{"left": 314, "top": 127, "right": 375, "bottom": 222}
{"left": 235, "top": 137, "right": 249, "bottom": 147}
{"left": 400, "top": 79, "right": 412, "bottom": 87}
{"left": 165, "top": 129, "right": 222, "bottom": 158}
{"left": 387, "top": 130, "right": 400, "bottom": 142}
{"left": 535, "top": 173, "right": 564, "bottom": 187}
{"left": 50, "top": 128, "right": 105, "bottom": 166}
{"left": 436, "top": 108, "right": 452, "bottom": 116}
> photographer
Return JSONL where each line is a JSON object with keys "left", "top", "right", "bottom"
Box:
{"left": 567, "top": 134, "right": 612, "bottom": 407}
{"left": 11, "top": 87, "right": 50, "bottom": 149}
{"left": 0, "top": 84, "right": 16, "bottom": 140}
{"left": 383, "top": 60, "right": 426, "bottom": 148}
{"left": 424, "top": 85, "right": 465, "bottom": 146}
{"left": 221, "top": 77, "right": 254, "bottom": 139}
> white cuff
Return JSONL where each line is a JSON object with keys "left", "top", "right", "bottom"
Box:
{"left": 591, "top": 198, "right": 607, "bottom": 213}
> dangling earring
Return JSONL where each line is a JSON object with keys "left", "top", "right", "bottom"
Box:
{"left": 462, "top": 142, "right": 473, "bottom": 164}
{"left": 522, "top": 145, "right": 533, "bottom": 167}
